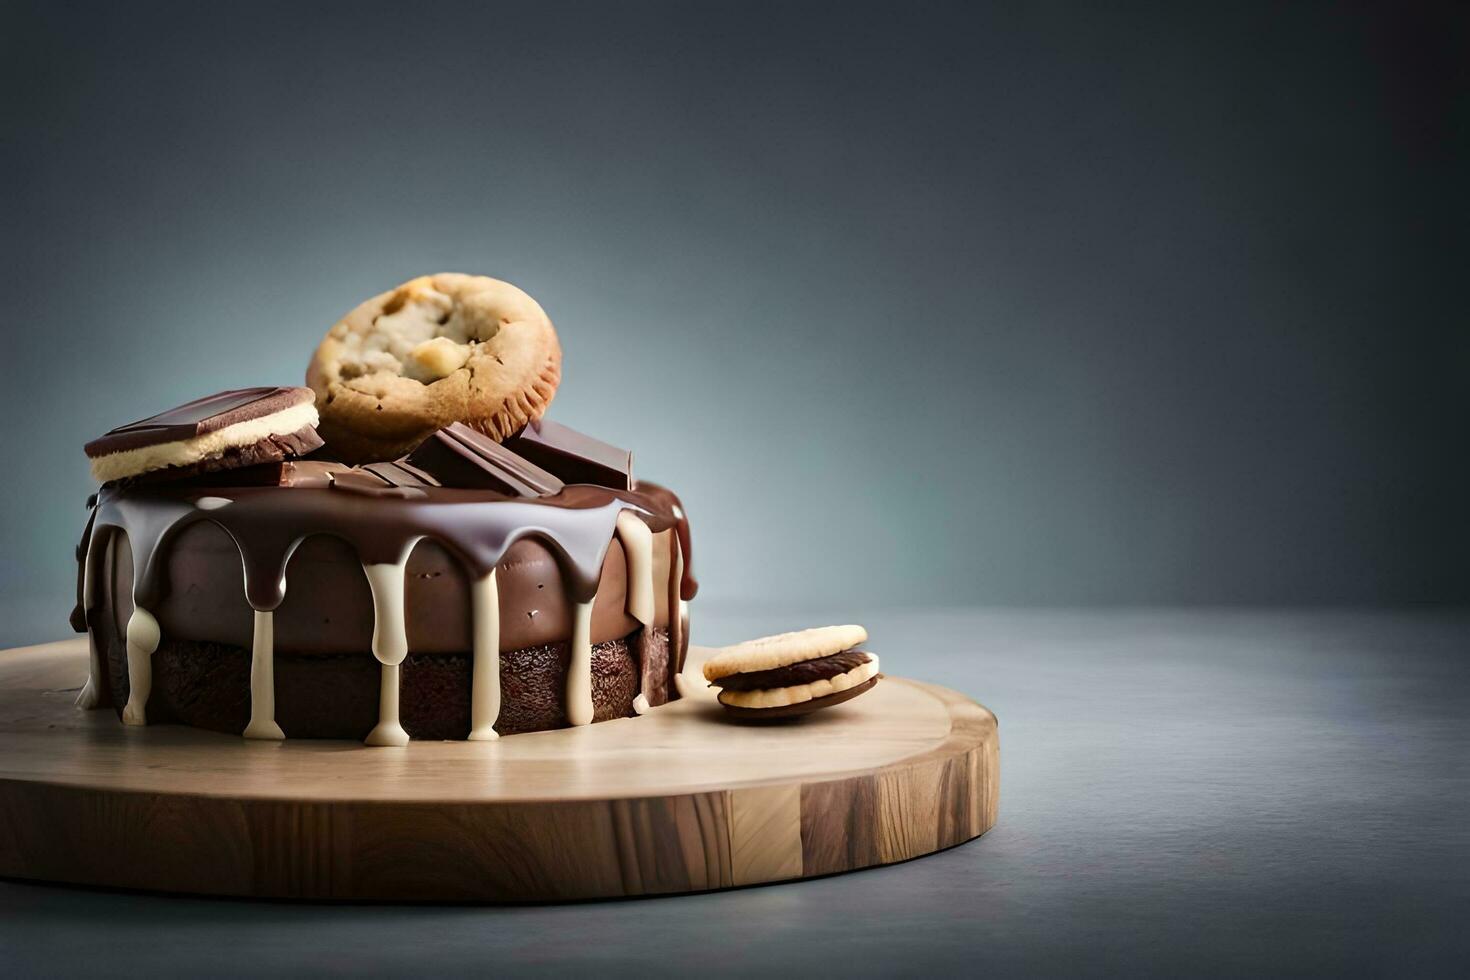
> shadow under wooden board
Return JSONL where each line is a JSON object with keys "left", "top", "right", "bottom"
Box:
{"left": 0, "top": 639, "right": 999, "bottom": 902}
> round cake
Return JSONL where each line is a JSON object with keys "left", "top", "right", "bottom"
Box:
{"left": 71, "top": 275, "right": 697, "bottom": 746}
{"left": 74, "top": 474, "right": 692, "bottom": 744}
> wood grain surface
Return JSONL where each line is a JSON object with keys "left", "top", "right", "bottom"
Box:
{"left": 0, "top": 639, "right": 998, "bottom": 901}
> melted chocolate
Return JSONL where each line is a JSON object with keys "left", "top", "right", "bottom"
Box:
{"left": 636, "top": 482, "right": 697, "bottom": 600}
{"left": 89, "top": 480, "right": 683, "bottom": 614}
{"left": 69, "top": 505, "right": 97, "bottom": 633}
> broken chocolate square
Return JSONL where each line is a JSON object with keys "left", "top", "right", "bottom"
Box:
{"left": 405, "top": 423, "right": 564, "bottom": 497}
{"left": 84, "top": 387, "right": 316, "bottom": 458}
{"left": 328, "top": 466, "right": 427, "bottom": 499}
{"left": 171, "top": 459, "right": 348, "bottom": 489}
{"left": 502, "top": 419, "right": 634, "bottom": 490}
{"left": 361, "top": 460, "right": 441, "bottom": 489}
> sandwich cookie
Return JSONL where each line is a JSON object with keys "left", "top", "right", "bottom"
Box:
{"left": 702, "top": 625, "right": 880, "bottom": 720}
{"left": 84, "top": 387, "right": 323, "bottom": 484}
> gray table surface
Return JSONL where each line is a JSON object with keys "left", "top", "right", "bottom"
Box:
{"left": 2, "top": 607, "right": 1467, "bottom": 978}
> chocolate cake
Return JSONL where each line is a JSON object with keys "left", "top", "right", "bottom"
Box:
{"left": 73, "top": 446, "right": 694, "bottom": 745}
{"left": 72, "top": 275, "right": 699, "bottom": 746}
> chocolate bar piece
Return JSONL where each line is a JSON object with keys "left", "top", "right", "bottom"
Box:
{"left": 245, "top": 460, "right": 347, "bottom": 488}
{"left": 502, "top": 419, "right": 634, "bottom": 490}
{"left": 405, "top": 423, "right": 564, "bottom": 497}
{"left": 328, "top": 467, "right": 427, "bottom": 499}
{"left": 84, "top": 387, "right": 315, "bottom": 457}
{"left": 361, "top": 460, "right": 441, "bottom": 488}
{"left": 132, "top": 459, "right": 347, "bottom": 489}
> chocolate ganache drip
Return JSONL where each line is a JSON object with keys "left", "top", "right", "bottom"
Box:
{"left": 90, "top": 482, "right": 677, "bottom": 611}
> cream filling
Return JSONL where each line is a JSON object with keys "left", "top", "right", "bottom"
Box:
{"left": 88, "top": 400, "right": 319, "bottom": 483}
{"left": 716, "top": 656, "right": 880, "bottom": 709}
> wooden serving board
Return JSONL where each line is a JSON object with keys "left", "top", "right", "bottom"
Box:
{"left": 0, "top": 639, "right": 998, "bottom": 901}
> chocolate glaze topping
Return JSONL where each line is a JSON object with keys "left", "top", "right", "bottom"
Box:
{"left": 635, "top": 482, "right": 697, "bottom": 600}
{"left": 86, "top": 479, "right": 688, "bottom": 613}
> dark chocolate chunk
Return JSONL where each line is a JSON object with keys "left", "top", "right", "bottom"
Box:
{"left": 85, "top": 387, "right": 316, "bottom": 457}
{"left": 719, "top": 677, "right": 879, "bottom": 721}
{"left": 329, "top": 467, "right": 427, "bottom": 499}
{"left": 361, "top": 460, "right": 441, "bottom": 488}
{"left": 131, "top": 457, "right": 345, "bottom": 489}
{"left": 102, "top": 426, "right": 326, "bottom": 489}
{"left": 503, "top": 419, "right": 634, "bottom": 490}
{"left": 406, "top": 423, "right": 564, "bottom": 497}
{"left": 711, "top": 649, "right": 874, "bottom": 692}
{"left": 222, "top": 459, "right": 345, "bottom": 488}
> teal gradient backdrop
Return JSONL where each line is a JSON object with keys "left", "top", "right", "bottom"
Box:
{"left": 1, "top": 2, "right": 1463, "bottom": 644}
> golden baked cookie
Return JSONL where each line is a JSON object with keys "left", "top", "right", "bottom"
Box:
{"left": 307, "top": 273, "right": 561, "bottom": 463}
{"left": 702, "top": 625, "right": 869, "bottom": 681}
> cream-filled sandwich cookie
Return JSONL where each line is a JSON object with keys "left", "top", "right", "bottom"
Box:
{"left": 84, "top": 387, "right": 322, "bottom": 484}
{"left": 703, "top": 625, "right": 880, "bottom": 719}
{"left": 307, "top": 273, "right": 562, "bottom": 463}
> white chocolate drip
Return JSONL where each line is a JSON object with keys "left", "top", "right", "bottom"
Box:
{"left": 670, "top": 536, "right": 687, "bottom": 670}
{"left": 121, "top": 606, "right": 160, "bottom": 726}
{"left": 615, "top": 511, "right": 655, "bottom": 626}
{"left": 467, "top": 570, "right": 501, "bottom": 740}
{"left": 243, "top": 609, "right": 284, "bottom": 740}
{"left": 566, "top": 600, "right": 595, "bottom": 726}
{"left": 75, "top": 530, "right": 104, "bottom": 710}
{"left": 366, "top": 664, "right": 407, "bottom": 747}
{"left": 363, "top": 558, "right": 411, "bottom": 746}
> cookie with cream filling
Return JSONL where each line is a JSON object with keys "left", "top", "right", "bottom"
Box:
{"left": 307, "top": 273, "right": 562, "bottom": 463}
{"left": 703, "top": 625, "right": 880, "bottom": 718}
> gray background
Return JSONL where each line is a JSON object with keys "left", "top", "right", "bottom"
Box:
{"left": 1, "top": 4, "right": 1467, "bottom": 976}
{"left": 0, "top": 1, "right": 1464, "bottom": 646}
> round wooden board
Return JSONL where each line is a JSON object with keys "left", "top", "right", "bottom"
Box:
{"left": 0, "top": 639, "right": 998, "bottom": 902}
